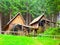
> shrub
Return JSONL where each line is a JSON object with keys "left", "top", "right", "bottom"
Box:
{"left": 43, "top": 27, "right": 60, "bottom": 35}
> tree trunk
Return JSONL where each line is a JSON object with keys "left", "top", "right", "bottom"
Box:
{"left": 0, "top": 13, "right": 2, "bottom": 34}
{"left": 57, "top": 11, "right": 60, "bottom": 22}
{"left": 26, "top": 12, "right": 29, "bottom": 25}
{"left": 28, "top": 14, "right": 33, "bottom": 25}
{"left": 51, "top": 14, "right": 54, "bottom": 27}
{"left": 51, "top": 13, "right": 57, "bottom": 27}
{"left": 9, "top": 9, "right": 12, "bottom": 20}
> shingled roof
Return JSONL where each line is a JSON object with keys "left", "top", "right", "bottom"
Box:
{"left": 30, "top": 13, "right": 45, "bottom": 25}
{"left": 3, "top": 12, "right": 25, "bottom": 30}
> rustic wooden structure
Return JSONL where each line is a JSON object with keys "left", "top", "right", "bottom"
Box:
{"left": 29, "top": 14, "right": 50, "bottom": 33}
{"left": 2, "top": 13, "right": 59, "bottom": 35}
{"left": 3, "top": 12, "right": 29, "bottom": 35}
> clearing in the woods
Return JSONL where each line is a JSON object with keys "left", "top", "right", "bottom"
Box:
{"left": 0, "top": 34, "right": 60, "bottom": 45}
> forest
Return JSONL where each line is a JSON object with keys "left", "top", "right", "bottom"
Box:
{"left": 0, "top": 0, "right": 60, "bottom": 18}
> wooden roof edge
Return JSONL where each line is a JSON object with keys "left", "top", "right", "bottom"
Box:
{"left": 23, "top": 25, "right": 38, "bottom": 29}
{"left": 6, "top": 12, "right": 20, "bottom": 25}
{"left": 29, "top": 14, "right": 45, "bottom": 25}
{"left": 3, "top": 12, "right": 25, "bottom": 30}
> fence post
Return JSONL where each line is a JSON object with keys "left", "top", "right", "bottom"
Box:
{"left": 54, "top": 35, "right": 55, "bottom": 40}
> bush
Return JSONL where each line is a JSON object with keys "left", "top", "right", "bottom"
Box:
{"left": 43, "top": 27, "right": 60, "bottom": 35}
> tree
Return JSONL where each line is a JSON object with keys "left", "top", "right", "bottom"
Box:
{"left": 0, "top": 0, "right": 60, "bottom": 18}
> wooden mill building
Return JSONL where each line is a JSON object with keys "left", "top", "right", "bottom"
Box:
{"left": 29, "top": 14, "right": 50, "bottom": 33}
{"left": 3, "top": 12, "right": 29, "bottom": 35}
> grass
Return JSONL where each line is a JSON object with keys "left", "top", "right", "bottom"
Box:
{"left": 37, "top": 36, "right": 60, "bottom": 45}
{"left": 0, "top": 34, "right": 60, "bottom": 45}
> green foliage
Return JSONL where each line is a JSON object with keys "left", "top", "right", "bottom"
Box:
{"left": 0, "top": 0, "right": 60, "bottom": 18}
{"left": 44, "top": 27, "right": 60, "bottom": 35}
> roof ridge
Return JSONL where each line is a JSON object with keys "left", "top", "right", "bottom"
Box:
{"left": 29, "top": 14, "right": 45, "bottom": 25}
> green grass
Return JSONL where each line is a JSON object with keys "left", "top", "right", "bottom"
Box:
{"left": 37, "top": 36, "right": 60, "bottom": 45}
{"left": 0, "top": 34, "right": 60, "bottom": 45}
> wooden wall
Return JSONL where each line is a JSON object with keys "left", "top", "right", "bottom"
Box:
{"left": 5, "top": 15, "right": 25, "bottom": 34}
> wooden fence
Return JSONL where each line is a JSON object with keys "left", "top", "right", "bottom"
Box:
{"left": 38, "top": 34, "right": 60, "bottom": 39}
{"left": 0, "top": 31, "right": 60, "bottom": 39}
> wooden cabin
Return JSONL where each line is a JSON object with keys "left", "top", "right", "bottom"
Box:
{"left": 3, "top": 12, "right": 29, "bottom": 35}
{"left": 29, "top": 14, "right": 50, "bottom": 33}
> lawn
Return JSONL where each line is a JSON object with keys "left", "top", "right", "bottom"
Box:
{"left": 0, "top": 34, "right": 60, "bottom": 45}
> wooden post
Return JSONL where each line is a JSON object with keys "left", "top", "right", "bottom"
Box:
{"left": 38, "top": 26, "right": 44, "bottom": 33}
{"left": 44, "top": 22, "right": 50, "bottom": 30}
{"left": 33, "top": 29, "right": 37, "bottom": 36}
{"left": 33, "top": 30, "right": 35, "bottom": 35}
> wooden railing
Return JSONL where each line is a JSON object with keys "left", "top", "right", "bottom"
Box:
{"left": 0, "top": 31, "right": 60, "bottom": 39}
